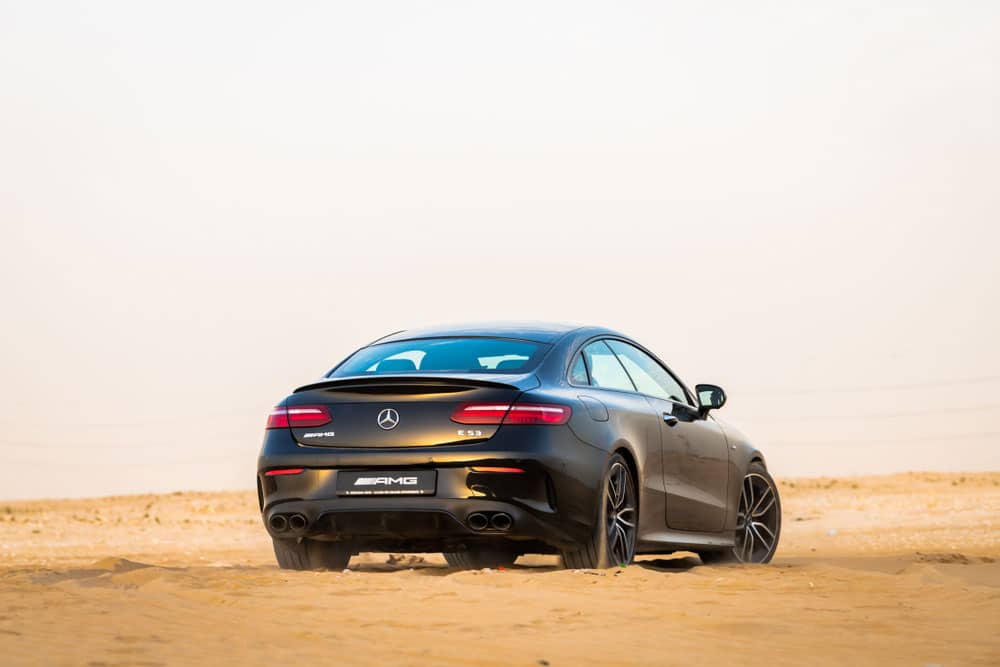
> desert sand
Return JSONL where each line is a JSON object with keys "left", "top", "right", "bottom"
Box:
{"left": 1, "top": 472, "right": 997, "bottom": 666}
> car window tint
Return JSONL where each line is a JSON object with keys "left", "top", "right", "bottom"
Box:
{"left": 333, "top": 337, "right": 546, "bottom": 376}
{"left": 606, "top": 340, "right": 690, "bottom": 404}
{"left": 582, "top": 341, "right": 635, "bottom": 392}
{"left": 570, "top": 352, "right": 590, "bottom": 385}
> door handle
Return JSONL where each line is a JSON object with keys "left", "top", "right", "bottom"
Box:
{"left": 663, "top": 413, "right": 679, "bottom": 427}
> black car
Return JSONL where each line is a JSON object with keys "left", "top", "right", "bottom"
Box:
{"left": 257, "top": 322, "right": 781, "bottom": 570}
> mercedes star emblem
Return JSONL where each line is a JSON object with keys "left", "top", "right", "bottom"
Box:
{"left": 377, "top": 408, "right": 400, "bottom": 430}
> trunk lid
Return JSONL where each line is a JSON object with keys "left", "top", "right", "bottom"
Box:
{"left": 287, "top": 373, "right": 538, "bottom": 448}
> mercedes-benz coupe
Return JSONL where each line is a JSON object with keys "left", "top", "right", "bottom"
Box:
{"left": 257, "top": 323, "right": 781, "bottom": 570}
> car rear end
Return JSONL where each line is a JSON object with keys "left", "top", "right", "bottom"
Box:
{"left": 257, "top": 337, "right": 605, "bottom": 556}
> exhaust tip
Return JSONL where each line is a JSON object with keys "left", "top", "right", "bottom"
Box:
{"left": 467, "top": 512, "right": 489, "bottom": 531}
{"left": 490, "top": 513, "right": 513, "bottom": 531}
{"left": 268, "top": 514, "right": 288, "bottom": 532}
{"left": 288, "top": 514, "right": 308, "bottom": 531}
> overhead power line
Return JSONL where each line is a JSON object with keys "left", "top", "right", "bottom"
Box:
{"left": 0, "top": 440, "right": 256, "bottom": 451}
{"left": 768, "top": 431, "right": 1000, "bottom": 447}
{"left": 741, "top": 375, "right": 1000, "bottom": 396}
{"left": 737, "top": 402, "right": 1000, "bottom": 423}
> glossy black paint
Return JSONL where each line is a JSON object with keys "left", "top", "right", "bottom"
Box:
{"left": 258, "top": 322, "right": 769, "bottom": 557}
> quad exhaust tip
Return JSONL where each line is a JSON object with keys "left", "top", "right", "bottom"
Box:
{"left": 466, "top": 512, "right": 513, "bottom": 532}
{"left": 490, "top": 513, "right": 512, "bottom": 531}
{"left": 268, "top": 513, "right": 309, "bottom": 533}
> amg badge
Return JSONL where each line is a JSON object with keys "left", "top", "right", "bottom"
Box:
{"left": 336, "top": 470, "right": 437, "bottom": 496}
{"left": 354, "top": 476, "right": 417, "bottom": 486}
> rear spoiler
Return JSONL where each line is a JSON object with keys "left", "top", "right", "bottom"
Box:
{"left": 293, "top": 373, "right": 541, "bottom": 394}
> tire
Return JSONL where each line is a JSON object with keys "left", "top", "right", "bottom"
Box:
{"left": 560, "top": 453, "right": 638, "bottom": 569}
{"left": 698, "top": 461, "right": 781, "bottom": 565}
{"left": 443, "top": 547, "right": 518, "bottom": 569}
{"left": 272, "top": 538, "right": 352, "bottom": 571}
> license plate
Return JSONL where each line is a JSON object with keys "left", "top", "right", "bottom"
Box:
{"left": 336, "top": 470, "right": 437, "bottom": 496}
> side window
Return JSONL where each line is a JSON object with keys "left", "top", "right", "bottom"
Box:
{"left": 606, "top": 340, "right": 691, "bottom": 405}
{"left": 582, "top": 341, "right": 635, "bottom": 392}
{"left": 569, "top": 353, "right": 590, "bottom": 385}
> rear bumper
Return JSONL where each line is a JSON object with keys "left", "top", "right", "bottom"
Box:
{"left": 262, "top": 496, "right": 581, "bottom": 551}
{"left": 257, "top": 425, "right": 607, "bottom": 551}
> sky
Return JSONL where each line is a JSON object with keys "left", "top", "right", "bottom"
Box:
{"left": 1, "top": 1, "right": 998, "bottom": 499}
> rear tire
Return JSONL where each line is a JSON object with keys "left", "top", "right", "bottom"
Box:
{"left": 272, "top": 538, "right": 352, "bottom": 571}
{"left": 443, "top": 547, "right": 518, "bottom": 569}
{"left": 560, "top": 453, "right": 637, "bottom": 569}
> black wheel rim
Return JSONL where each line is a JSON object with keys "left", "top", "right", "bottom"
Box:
{"left": 606, "top": 461, "right": 637, "bottom": 566}
{"left": 734, "top": 473, "right": 778, "bottom": 563}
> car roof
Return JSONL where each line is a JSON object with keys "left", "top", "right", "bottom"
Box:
{"left": 372, "top": 321, "right": 590, "bottom": 345}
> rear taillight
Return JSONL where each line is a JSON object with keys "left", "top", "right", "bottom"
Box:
{"left": 504, "top": 403, "right": 573, "bottom": 424}
{"left": 449, "top": 404, "right": 512, "bottom": 424}
{"left": 266, "top": 405, "right": 332, "bottom": 429}
{"left": 451, "top": 402, "right": 571, "bottom": 425}
{"left": 264, "top": 468, "right": 305, "bottom": 477}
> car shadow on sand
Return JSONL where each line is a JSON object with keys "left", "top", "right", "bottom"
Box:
{"left": 349, "top": 553, "right": 706, "bottom": 575}
{"left": 634, "top": 555, "right": 703, "bottom": 572}
{"left": 351, "top": 560, "right": 564, "bottom": 576}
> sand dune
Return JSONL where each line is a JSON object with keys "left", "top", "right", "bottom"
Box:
{"left": 1, "top": 473, "right": 998, "bottom": 666}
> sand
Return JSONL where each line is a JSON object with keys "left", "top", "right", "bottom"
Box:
{"left": 1, "top": 472, "right": 998, "bottom": 666}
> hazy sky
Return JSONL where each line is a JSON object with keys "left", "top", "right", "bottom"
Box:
{"left": 2, "top": 1, "right": 998, "bottom": 499}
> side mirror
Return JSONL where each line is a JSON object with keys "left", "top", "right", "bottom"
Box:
{"left": 696, "top": 383, "right": 726, "bottom": 418}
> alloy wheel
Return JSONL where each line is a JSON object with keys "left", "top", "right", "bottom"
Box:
{"left": 606, "top": 461, "right": 637, "bottom": 565}
{"left": 734, "top": 472, "right": 779, "bottom": 563}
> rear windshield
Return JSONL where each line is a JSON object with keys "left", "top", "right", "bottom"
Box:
{"left": 329, "top": 337, "right": 548, "bottom": 377}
